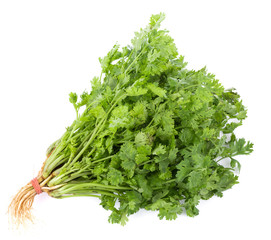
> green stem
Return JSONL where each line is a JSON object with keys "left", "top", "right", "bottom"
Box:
{"left": 138, "top": 159, "right": 154, "bottom": 167}
{"left": 146, "top": 117, "right": 155, "bottom": 129}
{"left": 87, "top": 147, "right": 96, "bottom": 157}
{"left": 183, "top": 84, "right": 199, "bottom": 90}
{"left": 123, "top": 48, "right": 135, "bottom": 72}
{"left": 43, "top": 90, "right": 125, "bottom": 179}
{"left": 51, "top": 189, "right": 120, "bottom": 199}
{"left": 53, "top": 193, "right": 101, "bottom": 199}
{"left": 152, "top": 179, "right": 177, "bottom": 190}
{"left": 92, "top": 155, "right": 115, "bottom": 164}
{"left": 70, "top": 94, "right": 126, "bottom": 165}
{"left": 58, "top": 182, "right": 131, "bottom": 193}
{"left": 43, "top": 154, "right": 67, "bottom": 178}
{"left": 48, "top": 169, "right": 93, "bottom": 187}
{"left": 75, "top": 129, "right": 95, "bottom": 154}
{"left": 124, "top": 45, "right": 147, "bottom": 75}
{"left": 70, "top": 118, "right": 106, "bottom": 164}
{"left": 43, "top": 141, "right": 66, "bottom": 178}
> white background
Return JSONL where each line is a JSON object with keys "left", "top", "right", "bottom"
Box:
{"left": 0, "top": 0, "right": 270, "bottom": 239}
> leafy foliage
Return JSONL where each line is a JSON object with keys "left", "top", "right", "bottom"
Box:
{"left": 43, "top": 13, "right": 253, "bottom": 225}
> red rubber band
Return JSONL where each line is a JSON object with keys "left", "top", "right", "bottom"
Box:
{"left": 31, "top": 177, "right": 42, "bottom": 194}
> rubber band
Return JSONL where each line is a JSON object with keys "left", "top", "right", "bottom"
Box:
{"left": 31, "top": 177, "right": 42, "bottom": 194}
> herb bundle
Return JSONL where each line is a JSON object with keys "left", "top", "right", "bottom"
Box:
{"left": 9, "top": 13, "right": 253, "bottom": 226}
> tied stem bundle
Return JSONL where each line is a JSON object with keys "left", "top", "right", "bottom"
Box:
{"left": 9, "top": 13, "right": 253, "bottom": 226}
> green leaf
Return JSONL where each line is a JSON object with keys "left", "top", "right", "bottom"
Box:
{"left": 149, "top": 12, "right": 166, "bottom": 29}
{"left": 176, "top": 158, "right": 191, "bottom": 182}
{"left": 147, "top": 83, "right": 166, "bottom": 97}
{"left": 126, "top": 86, "right": 148, "bottom": 96}
{"left": 136, "top": 175, "right": 153, "bottom": 199}
{"left": 135, "top": 154, "right": 149, "bottom": 165}
{"left": 188, "top": 171, "right": 202, "bottom": 189}
{"left": 107, "top": 168, "right": 124, "bottom": 186}
{"left": 89, "top": 105, "right": 106, "bottom": 119}
{"left": 135, "top": 132, "right": 148, "bottom": 147}
{"left": 230, "top": 138, "right": 254, "bottom": 155}
{"left": 153, "top": 144, "right": 166, "bottom": 155}
{"left": 69, "top": 92, "right": 78, "bottom": 104}
{"left": 119, "top": 142, "right": 137, "bottom": 173}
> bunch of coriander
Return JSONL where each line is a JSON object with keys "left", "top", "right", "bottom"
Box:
{"left": 9, "top": 13, "right": 253, "bottom": 226}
